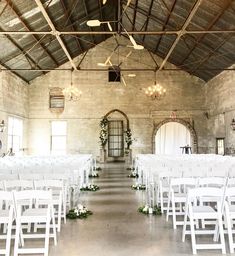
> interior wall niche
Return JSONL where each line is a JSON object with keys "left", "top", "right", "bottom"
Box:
{"left": 49, "top": 87, "right": 64, "bottom": 114}
{"left": 152, "top": 118, "right": 198, "bottom": 154}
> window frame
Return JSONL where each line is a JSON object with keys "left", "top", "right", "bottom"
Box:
{"left": 7, "top": 116, "right": 23, "bottom": 155}
{"left": 216, "top": 138, "right": 225, "bottom": 155}
{"left": 50, "top": 120, "right": 67, "bottom": 155}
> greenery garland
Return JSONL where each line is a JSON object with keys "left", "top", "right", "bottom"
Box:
{"left": 99, "top": 117, "right": 108, "bottom": 148}
{"left": 125, "top": 129, "right": 133, "bottom": 149}
{"left": 80, "top": 184, "right": 100, "bottom": 191}
{"left": 96, "top": 167, "right": 102, "bottom": 171}
{"left": 66, "top": 205, "right": 93, "bottom": 219}
{"left": 138, "top": 205, "right": 162, "bottom": 215}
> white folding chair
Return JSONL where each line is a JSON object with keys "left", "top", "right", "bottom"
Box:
{"left": 4, "top": 180, "right": 34, "bottom": 191}
{"left": 13, "top": 190, "right": 57, "bottom": 256}
{"left": 34, "top": 180, "right": 65, "bottom": 232}
{"left": 166, "top": 177, "right": 197, "bottom": 229}
{"left": 156, "top": 171, "right": 172, "bottom": 213}
{"left": 0, "top": 191, "right": 14, "bottom": 256}
{"left": 19, "top": 173, "right": 43, "bottom": 180}
{"left": 182, "top": 187, "right": 226, "bottom": 254}
{"left": 224, "top": 187, "right": 235, "bottom": 253}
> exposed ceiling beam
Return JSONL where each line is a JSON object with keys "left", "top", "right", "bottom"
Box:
{"left": 59, "top": 0, "right": 84, "bottom": 53}
{"left": 0, "top": 29, "right": 235, "bottom": 35}
{"left": 5, "top": 0, "right": 59, "bottom": 67}
{"left": 34, "top": 0, "right": 78, "bottom": 70}
{"left": 0, "top": 62, "right": 29, "bottom": 83}
{"left": 82, "top": 0, "right": 96, "bottom": 44}
{"left": 132, "top": 0, "right": 138, "bottom": 31}
{"left": 190, "top": 34, "right": 234, "bottom": 73}
{"left": 179, "top": 0, "right": 233, "bottom": 66}
{"left": 1, "top": 68, "right": 235, "bottom": 72}
{"left": 1, "top": 32, "right": 45, "bottom": 73}
{"left": 157, "top": 0, "right": 202, "bottom": 72}
{"left": 155, "top": 0, "right": 177, "bottom": 53}
{"left": 142, "top": 0, "right": 154, "bottom": 43}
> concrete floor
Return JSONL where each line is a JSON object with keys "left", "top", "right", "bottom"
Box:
{"left": 46, "top": 163, "right": 225, "bottom": 256}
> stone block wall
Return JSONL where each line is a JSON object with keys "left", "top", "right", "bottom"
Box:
{"left": 0, "top": 70, "right": 29, "bottom": 154}
{"left": 27, "top": 38, "right": 208, "bottom": 158}
{"left": 205, "top": 65, "right": 235, "bottom": 154}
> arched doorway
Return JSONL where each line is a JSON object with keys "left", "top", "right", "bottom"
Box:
{"left": 104, "top": 109, "right": 129, "bottom": 161}
{"left": 153, "top": 118, "right": 198, "bottom": 154}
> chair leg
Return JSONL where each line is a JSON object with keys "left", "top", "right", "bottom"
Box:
{"left": 218, "top": 213, "right": 226, "bottom": 254}
{"left": 51, "top": 207, "right": 57, "bottom": 246}
{"left": 182, "top": 208, "right": 188, "bottom": 242}
{"left": 166, "top": 193, "right": 170, "bottom": 222}
{"left": 57, "top": 201, "right": 62, "bottom": 232}
{"left": 44, "top": 215, "right": 50, "bottom": 256}
{"left": 14, "top": 218, "right": 21, "bottom": 256}
{"left": 172, "top": 200, "right": 177, "bottom": 229}
{"left": 189, "top": 216, "right": 197, "bottom": 255}
{"left": 5, "top": 219, "right": 12, "bottom": 256}
{"left": 225, "top": 211, "right": 234, "bottom": 253}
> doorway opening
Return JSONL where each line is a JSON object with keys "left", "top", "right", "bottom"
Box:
{"left": 155, "top": 121, "right": 191, "bottom": 155}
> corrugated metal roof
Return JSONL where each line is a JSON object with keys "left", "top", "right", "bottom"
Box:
{"left": 0, "top": 0, "right": 234, "bottom": 82}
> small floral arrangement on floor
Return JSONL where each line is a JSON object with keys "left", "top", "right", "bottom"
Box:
{"left": 80, "top": 184, "right": 100, "bottom": 191}
{"left": 127, "top": 171, "right": 139, "bottom": 178}
{"left": 66, "top": 204, "right": 93, "bottom": 219}
{"left": 126, "top": 167, "right": 135, "bottom": 171}
{"left": 89, "top": 172, "right": 99, "bottom": 178}
{"left": 96, "top": 167, "right": 102, "bottom": 171}
{"left": 132, "top": 184, "right": 146, "bottom": 190}
{"left": 138, "top": 205, "right": 162, "bottom": 215}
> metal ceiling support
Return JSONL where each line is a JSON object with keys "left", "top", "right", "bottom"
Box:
{"left": 155, "top": 0, "right": 177, "bottom": 53}
{"left": 157, "top": 0, "right": 202, "bottom": 72}
{"left": 0, "top": 30, "right": 235, "bottom": 36}
{"left": 77, "top": 51, "right": 88, "bottom": 69}
{"left": 142, "top": 0, "right": 154, "bottom": 43}
{"left": 82, "top": 0, "right": 96, "bottom": 44}
{"left": 34, "top": 0, "right": 78, "bottom": 70}
{"left": 1, "top": 68, "right": 235, "bottom": 72}
{"left": 97, "top": 0, "right": 106, "bottom": 40}
{"left": 0, "top": 61, "right": 29, "bottom": 83}
{"left": 179, "top": 0, "right": 233, "bottom": 66}
{"left": 190, "top": 34, "right": 234, "bottom": 73}
{"left": 5, "top": 0, "right": 59, "bottom": 67}
{"left": 59, "top": 0, "right": 83, "bottom": 53}
{"left": 132, "top": 0, "right": 138, "bottom": 31}
{"left": 2, "top": 33, "right": 45, "bottom": 73}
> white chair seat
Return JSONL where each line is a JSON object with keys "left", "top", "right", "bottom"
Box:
{"left": 0, "top": 210, "right": 11, "bottom": 219}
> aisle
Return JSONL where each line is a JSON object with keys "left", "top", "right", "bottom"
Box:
{"left": 50, "top": 163, "right": 191, "bottom": 256}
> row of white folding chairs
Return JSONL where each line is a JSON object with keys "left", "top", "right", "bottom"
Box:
{"left": 0, "top": 172, "right": 84, "bottom": 188}
{"left": 170, "top": 185, "right": 235, "bottom": 254}
{"left": 0, "top": 189, "right": 57, "bottom": 256}
{"left": 0, "top": 179, "right": 66, "bottom": 233}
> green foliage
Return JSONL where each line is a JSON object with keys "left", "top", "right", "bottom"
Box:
{"left": 80, "top": 184, "right": 100, "bottom": 191}
{"left": 138, "top": 205, "right": 162, "bottom": 215}
{"left": 66, "top": 209, "right": 93, "bottom": 219}
{"left": 99, "top": 117, "right": 108, "bottom": 148}
{"left": 132, "top": 184, "right": 146, "bottom": 190}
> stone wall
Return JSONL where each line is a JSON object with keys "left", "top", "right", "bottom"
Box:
{"left": 28, "top": 38, "right": 208, "bottom": 158}
{"left": 205, "top": 65, "right": 235, "bottom": 155}
{"left": 0, "top": 70, "right": 29, "bottom": 154}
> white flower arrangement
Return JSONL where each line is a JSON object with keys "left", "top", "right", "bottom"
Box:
{"left": 138, "top": 205, "right": 162, "bottom": 215}
{"left": 66, "top": 204, "right": 93, "bottom": 219}
{"left": 80, "top": 184, "right": 100, "bottom": 191}
{"left": 128, "top": 171, "right": 139, "bottom": 178}
{"left": 132, "top": 184, "right": 146, "bottom": 190}
{"left": 89, "top": 172, "right": 99, "bottom": 178}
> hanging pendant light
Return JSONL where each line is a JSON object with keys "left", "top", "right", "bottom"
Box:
{"left": 144, "top": 71, "right": 166, "bottom": 100}
{"left": 63, "top": 69, "right": 82, "bottom": 101}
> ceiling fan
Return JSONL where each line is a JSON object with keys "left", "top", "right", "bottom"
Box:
{"left": 87, "top": 0, "right": 143, "bottom": 50}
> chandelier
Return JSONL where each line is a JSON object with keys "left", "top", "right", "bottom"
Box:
{"left": 63, "top": 69, "right": 82, "bottom": 101}
{"left": 144, "top": 71, "right": 166, "bottom": 100}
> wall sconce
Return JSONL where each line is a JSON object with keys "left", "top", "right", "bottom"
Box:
{"left": 0, "top": 120, "right": 6, "bottom": 132}
{"left": 231, "top": 118, "right": 235, "bottom": 131}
